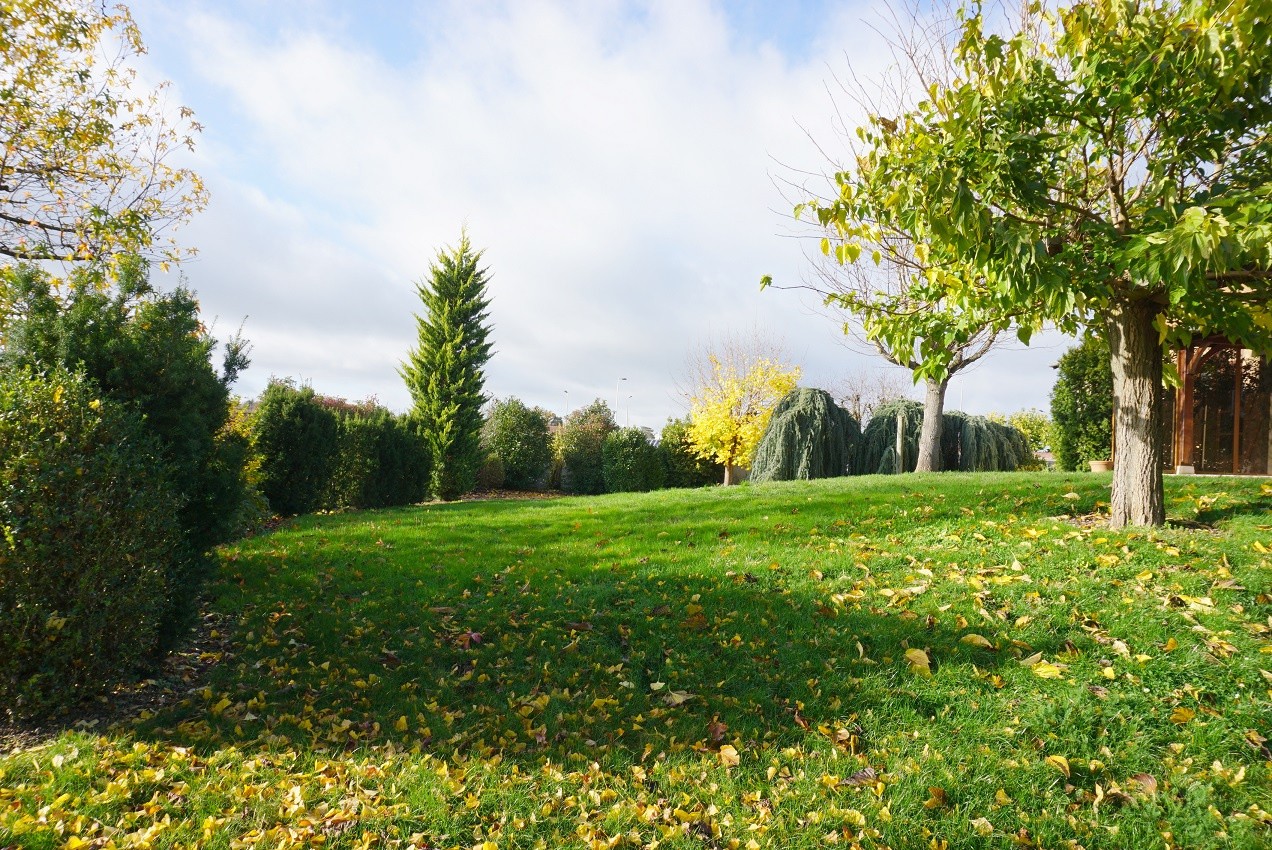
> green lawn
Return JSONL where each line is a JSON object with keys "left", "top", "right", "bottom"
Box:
{"left": 2, "top": 473, "right": 1271, "bottom": 849}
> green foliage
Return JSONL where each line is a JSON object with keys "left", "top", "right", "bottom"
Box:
{"left": 859, "top": 399, "right": 923, "bottom": 474}
{"left": 482, "top": 398, "right": 553, "bottom": 490}
{"left": 327, "top": 406, "right": 430, "bottom": 510}
{"left": 860, "top": 399, "right": 1030, "bottom": 474}
{"left": 659, "top": 417, "right": 722, "bottom": 488}
{"left": 750, "top": 387, "right": 861, "bottom": 482}
{"left": 401, "top": 232, "right": 493, "bottom": 501}
{"left": 602, "top": 427, "right": 665, "bottom": 493}
{"left": 804, "top": 0, "right": 1272, "bottom": 525}
{"left": 941, "top": 412, "right": 1033, "bottom": 472}
{"left": 556, "top": 399, "right": 616, "bottom": 494}
{"left": 475, "top": 453, "right": 506, "bottom": 491}
{"left": 0, "top": 368, "right": 179, "bottom": 718}
{"left": 0, "top": 260, "right": 250, "bottom": 645}
{"left": 250, "top": 381, "right": 340, "bottom": 516}
{"left": 1051, "top": 337, "right": 1114, "bottom": 471}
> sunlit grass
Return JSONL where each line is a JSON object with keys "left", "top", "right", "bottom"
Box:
{"left": 2, "top": 473, "right": 1270, "bottom": 849}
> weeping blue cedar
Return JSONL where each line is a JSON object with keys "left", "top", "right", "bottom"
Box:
{"left": 749, "top": 388, "right": 861, "bottom": 482}
{"left": 860, "top": 399, "right": 1031, "bottom": 474}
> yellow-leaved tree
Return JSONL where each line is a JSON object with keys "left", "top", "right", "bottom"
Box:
{"left": 684, "top": 333, "right": 800, "bottom": 485}
{"left": 1, "top": 0, "right": 206, "bottom": 267}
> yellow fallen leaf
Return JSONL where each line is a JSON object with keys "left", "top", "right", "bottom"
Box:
{"left": 1045, "top": 754, "right": 1070, "bottom": 778}
{"left": 718, "top": 744, "right": 740, "bottom": 768}
{"left": 923, "top": 786, "right": 947, "bottom": 808}
{"left": 970, "top": 816, "right": 994, "bottom": 837}
{"left": 960, "top": 633, "right": 995, "bottom": 650}
{"left": 994, "top": 788, "right": 1013, "bottom": 806}
{"left": 1031, "top": 661, "right": 1064, "bottom": 679}
{"left": 905, "top": 648, "right": 932, "bottom": 678}
{"left": 1170, "top": 706, "right": 1195, "bottom": 724}
{"left": 394, "top": 715, "right": 408, "bottom": 732}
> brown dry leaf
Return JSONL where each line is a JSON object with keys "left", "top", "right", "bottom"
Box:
{"left": 1129, "top": 773, "right": 1158, "bottom": 796}
{"left": 707, "top": 718, "right": 728, "bottom": 746}
{"left": 841, "top": 766, "right": 878, "bottom": 787}
{"left": 923, "top": 786, "right": 947, "bottom": 809}
{"left": 1019, "top": 651, "right": 1043, "bottom": 667}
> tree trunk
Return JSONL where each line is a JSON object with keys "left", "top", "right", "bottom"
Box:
{"left": 915, "top": 377, "right": 949, "bottom": 472}
{"left": 723, "top": 464, "right": 736, "bottom": 486}
{"left": 1107, "top": 298, "right": 1165, "bottom": 527}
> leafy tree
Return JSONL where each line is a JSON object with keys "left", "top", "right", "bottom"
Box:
{"left": 250, "top": 380, "right": 340, "bottom": 517}
{"left": 482, "top": 398, "right": 553, "bottom": 490}
{"left": 327, "top": 406, "right": 430, "bottom": 509}
{"left": 988, "top": 408, "right": 1054, "bottom": 470}
{"left": 750, "top": 388, "right": 860, "bottom": 482}
{"left": 684, "top": 333, "right": 801, "bottom": 485}
{"left": 807, "top": 0, "right": 1272, "bottom": 525}
{"left": 0, "top": 260, "right": 249, "bottom": 644}
{"left": 402, "top": 233, "right": 494, "bottom": 501}
{"left": 602, "top": 427, "right": 665, "bottom": 493}
{"left": 0, "top": 0, "right": 206, "bottom": 265}
{"left": 659, "top": 418, "right": 723, "bottom": 488}
{"left": 556, "top": 399, "right": 617, "bottom": 495}
{"left": 1051, "top": 337, "right": 1114, "bottom": 472}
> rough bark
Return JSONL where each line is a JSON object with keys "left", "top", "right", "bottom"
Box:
{"left": 915, "top": 377, "right": 949, "bottom": 472}
{"left": 1107, "top": 298, "right": 1165, "bottom": 527}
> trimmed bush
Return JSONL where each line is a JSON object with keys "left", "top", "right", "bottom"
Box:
{"left": 602, "top": 427, "right": 665, "bottom": 493}
{"left": 659, "top": 418, "right": 722, "bottom": 488}
{"left": 750, "top": 388, "right": 860, "bottom": 482}
{"left": 482, "top": 398, "right": 553, "bottom": 490}
{"left": 0, "top": 369, "right": 180, "bottom": 719}
{"left": 556, "top": 400, "right": 616, "bottom": 494}
{"left": 251, "top": 381, "right": 340, "bottom": 516}
{"left": 1051, "top": 336, "right": 1113, "bottom": 471}
{"left": 327, "top": 408, "right": 430, "bottom": 509}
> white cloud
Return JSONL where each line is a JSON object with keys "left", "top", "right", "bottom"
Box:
{"left": 134, "top": 0, "right": 1067, "bottom": 426}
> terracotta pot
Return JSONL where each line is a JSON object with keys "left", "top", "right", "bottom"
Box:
{"left": 1088, "top": 460, "right": 1114, "bottom": 473}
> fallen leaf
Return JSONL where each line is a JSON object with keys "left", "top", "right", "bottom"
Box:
{"left": 718, "top": 744, "right": 740, "bottom": 768}
{"left": 1170, "top": 706, "right": 1195, "bottom": 724}
{"left": 960, "top": 633, "right": 995, "bottom": 650}
{"left": 923, "top": 786, "right": 947, "bottom": 808}
{"left": 1129, "top": 773, "right": 1158, "bottom": 796}
{"left": 1031, "top": 661, "right": 1065, "bottom": 679}
{"left": 1045, "top": 755, "right": 1070, "bottom": 778}
{"left": 841, "top": 766, "right": 877, "bottom": 787}
{"left": 905, "top": 648, "right": 932, "bottom": 678}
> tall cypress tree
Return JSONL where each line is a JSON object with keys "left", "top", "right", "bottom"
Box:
{"left": 402, "top": 232, "right": 493, "bottom": 500}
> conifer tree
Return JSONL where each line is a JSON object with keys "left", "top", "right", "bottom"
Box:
{"left": 402, "top": 233, "right": 493, "bottom": 500}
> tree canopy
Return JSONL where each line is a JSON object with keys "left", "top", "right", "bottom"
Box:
{"left": 1, "top": 0, "right": 206, "bottom": 267}
{"left": 803, "top": 0, "right": 1272, "bottom": 526}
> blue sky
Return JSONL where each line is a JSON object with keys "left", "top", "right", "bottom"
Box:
{"left": 128, "top": 0, "right": 1069, "bottom": 427}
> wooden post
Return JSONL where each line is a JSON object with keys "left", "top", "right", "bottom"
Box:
{"left": 1175, "top": 346, "right": 1197, "bottom": 474}
{"left": 1233, "top": 350, "right": 1243, "bottom": 474}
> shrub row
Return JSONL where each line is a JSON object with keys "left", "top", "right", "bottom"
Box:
{"left": 251, "top": 380, "right": 429, "bottom": 516}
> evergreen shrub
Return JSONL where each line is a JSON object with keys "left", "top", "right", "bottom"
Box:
{"left": 1051, "top": 336, "right": 1114, "bottom": 470}
{"left": 659, "top": 418, "right": 722, "bottom": 488}
{"left": 0, "top": 369, "right": 180, "bottom": 718}
{"left": 251, "top": 381, "right": 340, "bottom": 516}
{"left": 556, "top": 400, "right": 616, "bottom": 494}
{"left": 482, "top": 398, "right": 553, "bottom": 490}
{"left": 602, "top": 427, "right": 665, "bottom": 492}
{"left": 750, "top": 388, "right": 860, "bottom": 482}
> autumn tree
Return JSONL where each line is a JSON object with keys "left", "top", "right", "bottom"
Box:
{"left": 402, "top": 233, "right": 494, "bottom": 501}
{"left": 683, "top": 332, "right": 801, "bottom": 485}
{"left": 1, "top": 0, "right": 206, "bottom": 266}
{"left": 805, "top": 0, "right": 1272, "bottom": 526}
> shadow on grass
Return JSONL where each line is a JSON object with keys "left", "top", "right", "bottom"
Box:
{"left": 119, "top": 474, "right": 1128, "bottom": 765}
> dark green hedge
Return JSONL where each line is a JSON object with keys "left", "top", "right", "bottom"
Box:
{"left": 0, "top": 369, "right": 180, "bottom": 719}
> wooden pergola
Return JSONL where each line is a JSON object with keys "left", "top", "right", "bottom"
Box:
{"left": 1172, "top": 336, "right": 1270, "bottom": 475}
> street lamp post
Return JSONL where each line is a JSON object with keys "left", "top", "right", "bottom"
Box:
{"left": 562, "top": 389, "right": 569, "bottom": 424}
{"left": 615, "top": 377, "right": 627, "bottom": 412}
{"left": 626, "top": 394, "right": 633, "bottom": 427}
